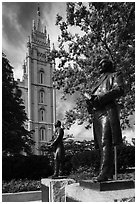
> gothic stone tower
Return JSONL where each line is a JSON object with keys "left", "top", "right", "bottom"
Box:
{"left": 18, "top": 5, "right": 54, "bottom": 155}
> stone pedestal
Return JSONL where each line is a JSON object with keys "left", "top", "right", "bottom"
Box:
{"left": 41, "top": 178, "right": 75, "bottom": 202}
{"left": 79, "top": 179, "right": 135, "bottom": 191}
{"left": 66, "top": 182, "right": 135, "bottom": 202}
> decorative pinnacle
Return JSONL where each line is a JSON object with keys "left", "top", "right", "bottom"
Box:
{"left": 37, "top": 3, "right": 40, "bottom": 16}
{"left": 28, "top": 36, "right": 30, "bottom": 43}
{"left": 32, "top": 19, "right": 36, "bottom": 30}
{"left": 27, "top": 35, "right": 31, "bottom": 48}
{"left": 52, "top": 43, "right": 55, "bottom": 50}
{"left": 37, "top": 3, "right": 42, "bottom": 31}
{"left": 44, "top": 26, "right": 47, "bottom": 34}
{"left": 48, "top": 34, "right": 50, "bottom": 43}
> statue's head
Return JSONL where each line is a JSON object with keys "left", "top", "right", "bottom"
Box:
{"left": 55, "top": 120, "right": 61, "bottom": 128}
{"left": 99, "top": 57, "right": 114, "bottom": 74}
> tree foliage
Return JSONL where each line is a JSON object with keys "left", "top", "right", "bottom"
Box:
{"left": 52, "top": 2, "right": 135, "bottom": 129}
{"left": 2, "top": 53, "right": 34, "bottom": 155}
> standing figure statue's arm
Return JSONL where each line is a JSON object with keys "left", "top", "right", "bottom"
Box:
{"left": 93, "top": 72, "right": 124, "bottom": 107}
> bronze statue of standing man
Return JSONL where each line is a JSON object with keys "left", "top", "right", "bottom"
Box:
{"left": 85, "top": 57, "right": 124, "bottom": 182}
{"left": 51, "top": 120, "right": 65, "bottom": 178}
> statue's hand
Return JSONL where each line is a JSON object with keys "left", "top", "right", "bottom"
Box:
{"left": 84, "top": 92, "right": 91, "bottom": 99}
{"left": 86, "top": 99, "right": 93, "bottom": 114}
{"left": 90, "top": 95, "right": 96, "bottom": 101}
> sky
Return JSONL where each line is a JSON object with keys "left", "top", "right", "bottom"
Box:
{"left": 2, "top": 2, "right": 67, "bottom": 79}
{"left": 2, "top": 1, "right": 135, "bottom": 142}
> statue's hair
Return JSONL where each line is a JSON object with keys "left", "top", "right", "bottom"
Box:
{"left": 99, "top": 58, "right": 115, "bottom": 72}
{"left": 55, "top": 120, "right": 61, "bottom": 127}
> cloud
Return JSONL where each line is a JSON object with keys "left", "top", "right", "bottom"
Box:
{"left": 2, "top": 3, "right": 30, "bottom": 79}
{"left": 56, "top": 90, "right": 75, "bottom": 121}
{"left": 66, "top": 122, "right": 93, "bottom": 141}
{"left": 3, "top": 3, "right": 26, "bottom": 46}
{"left": 2, "top": 33, "right": 26, "bottom": 79}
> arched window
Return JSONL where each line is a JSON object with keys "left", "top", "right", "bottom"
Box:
{"left": 40, "top": 127, "right": 46, "bottom": 141}
{"left": 40, "top": 109, "right": 45, "bottom": 121}
{"left": 40, "top": 90, "right": 44, "bottom": 103}
{"left": 40, "top": 71, "right": 44, "bottom": 84}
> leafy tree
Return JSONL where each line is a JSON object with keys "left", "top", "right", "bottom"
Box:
{"left": 52, "top": 2, "right": 135, "bottom": 130}
{"left": 2, "top": 53, "right": 34, "bottom": 155}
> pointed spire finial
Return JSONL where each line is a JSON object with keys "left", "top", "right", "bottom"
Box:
{"left": 37, "top": 3, "right": 40, "bottom": 17}
{"left": 48, "top": 34, "right": 50, "bottom": 44}
{"left": 28, "top": 36, "right": 30, "bottom": 43}
{"left": 44, "top": 26, "right": 47, "bottom": 34}
{"left": 27, "top": 35, "right": 31, "bottom": 48}
{"left": 52, "top": 43, "right": 55, "bottom": 50}
{"left": 37, "top": 3, "right": 42, "bottom": 31}
{"left": 23, "top": 60, "right": 26, "bottom": 74}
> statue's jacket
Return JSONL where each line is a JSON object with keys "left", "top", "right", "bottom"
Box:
{"left": 52, "top": 128, "right": 64, "bottom": 160}
{"left": 91, "top": 71, "right": 124, "bottom": 148}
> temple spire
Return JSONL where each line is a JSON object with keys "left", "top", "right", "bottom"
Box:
{"left": 37, "top": 3, "right": 40, "bottom": 16}
{"left": 37, "top": 3, "right": 41, "bottom": 31}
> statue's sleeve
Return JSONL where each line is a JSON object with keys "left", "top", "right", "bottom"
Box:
{"left": 96, "top": 72, "right": 124, "bottom": 106}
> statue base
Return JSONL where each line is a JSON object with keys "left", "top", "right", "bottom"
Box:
{"left": 41, "top": 178, "right": 75, "bottom": 202}
{"left": 66, "top": 181, "right": 135, "bottom": 202}
{"left": 79, "top": 179, "right": 135, "bottom": 191}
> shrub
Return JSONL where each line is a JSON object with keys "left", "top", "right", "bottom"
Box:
{"left": 117, "top": 143, "right": 135, "bottom": 172}
{"left": 71, "top": 149, "right": 100, "bottom": 171}
{"left": 63, "top": 154, "right": 73, "bottom": 175}
{"left": 2, "top": 179, "right": 41, "bottom": 193}
{"left": 68, "top": 143, "right": 135, "bottom": 175}
{"left": 2, "top": 155, "right": 53, "bottom": 180}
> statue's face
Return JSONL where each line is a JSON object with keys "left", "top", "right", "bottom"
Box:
{"left": 55, "top": 124, "right": 58, "bottom": 128}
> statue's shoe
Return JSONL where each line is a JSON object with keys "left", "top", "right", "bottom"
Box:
{"left": 93, "top": 174, "right": 113, "bottom": 182}
{"left": 59, "top": 172, "right": 65, "bottom": 177}
{"left": 51, "top": 174, "right": 59, "bottom": 179}
{"left": 97, "top": 175, "right": 108, "bottom": 182}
